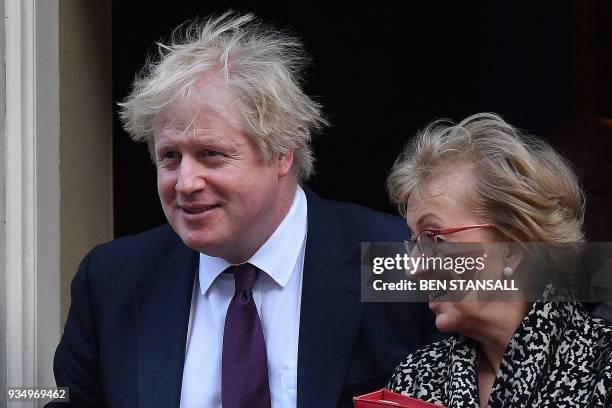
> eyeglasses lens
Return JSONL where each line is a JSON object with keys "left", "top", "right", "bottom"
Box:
{"left": 418, "top": 233, "right": 436, "bottom": 257}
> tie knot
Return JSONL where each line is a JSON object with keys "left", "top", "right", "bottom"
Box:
{"left": 226, "top": 263, "right": 259, "bottom": 293}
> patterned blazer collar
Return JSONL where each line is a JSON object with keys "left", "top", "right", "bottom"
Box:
{"left": 490, "top": 300, "right": 576, "bottom": 406}
{"left": 447, "top": 300, "right": 577, "bottom": 407}
{"left": 446, "top": 336, "right": 480, "bottom": 407}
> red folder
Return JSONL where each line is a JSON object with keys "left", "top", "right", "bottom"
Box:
{"left": 354, "top": 388, "right": 446, "bottom": 408}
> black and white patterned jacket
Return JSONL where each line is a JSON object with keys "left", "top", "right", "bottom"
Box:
{"left": 388, "top": 300, "right": 612, "bottom": 407}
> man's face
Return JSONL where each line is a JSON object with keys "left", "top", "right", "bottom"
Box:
{"left": 153, "top": 83, "right": 294, "bottom": 262}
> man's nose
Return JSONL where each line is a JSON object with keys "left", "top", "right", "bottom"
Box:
{"left": 175, "top": 156, "right": 206, "bottom": 194}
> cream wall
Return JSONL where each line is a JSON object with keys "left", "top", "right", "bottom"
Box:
{"left": 1, "top": 0, "right": 6, "bottom": 400}
{"left": 59, "top": 0, "right": 113, "bottom": 322}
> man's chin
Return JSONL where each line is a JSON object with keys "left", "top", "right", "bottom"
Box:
{"left": 184, "top": 239, "right": 218, "bottom": 254}
{"left": 173, "top": 228, "right": 222, "bottom": 254}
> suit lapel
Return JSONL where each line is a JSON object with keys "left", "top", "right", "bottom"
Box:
{"left": 297, "top": 192, "right": 367, "bottom": 408}
{"left": 137, "top": 240, "right": 198, "bottom": 408}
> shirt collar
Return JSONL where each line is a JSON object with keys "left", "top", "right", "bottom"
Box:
{"left": 198, "top": 186, "right": 308, "bottom": 295}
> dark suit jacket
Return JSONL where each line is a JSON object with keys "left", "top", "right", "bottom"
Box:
{"left": 49, "top": 190, "right": 439, "bottom": 407}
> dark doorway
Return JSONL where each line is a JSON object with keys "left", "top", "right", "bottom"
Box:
{"left": 113, "top": 1, "right": 612, "bottom": 240}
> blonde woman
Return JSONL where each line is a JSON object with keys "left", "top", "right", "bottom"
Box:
{"left": 386, "top": 113, "right": 612, "bottom": 407}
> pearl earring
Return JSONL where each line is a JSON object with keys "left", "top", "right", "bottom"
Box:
{"left": 503, "top": 266, "right": 513, "bottom": 278}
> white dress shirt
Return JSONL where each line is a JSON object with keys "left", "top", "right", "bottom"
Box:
{"left": 180, "top": 186, "right": 307, "bottom": 408}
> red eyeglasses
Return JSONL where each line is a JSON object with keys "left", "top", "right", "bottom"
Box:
{"left": 405, "top": 224, "right": 492, "bottom": 257}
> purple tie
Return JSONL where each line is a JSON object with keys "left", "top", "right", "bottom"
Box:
{"left": 222, "top": 263, "right": 271, "bottom": 408}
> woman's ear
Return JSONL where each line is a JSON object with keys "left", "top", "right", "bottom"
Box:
{"left": 502, "top": 242, "right": 524, "bottom": 272}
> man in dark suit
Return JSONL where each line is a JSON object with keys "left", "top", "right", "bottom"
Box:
{"left": 50, "top": 12, "right": 437, "bottom": 408}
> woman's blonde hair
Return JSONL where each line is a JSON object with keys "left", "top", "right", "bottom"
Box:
{"left": 387, "top": 113, "right": 585, "bottom": 243}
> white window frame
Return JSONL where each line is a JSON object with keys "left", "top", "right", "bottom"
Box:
{"left": 5, "top": 0, "right": 61, "bottom": 401}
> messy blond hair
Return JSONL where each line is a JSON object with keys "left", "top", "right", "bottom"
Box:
{"left": 118, "top": 12, "right": 328, "bottom": 181}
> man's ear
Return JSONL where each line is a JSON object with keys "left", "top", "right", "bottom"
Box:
{"left": 277, "top": 149, "right": 294, "bottom": 177}
{"left": 502, "top": 242, "right": 524, "bottom": 271}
